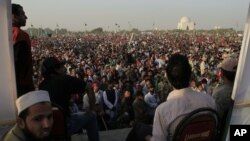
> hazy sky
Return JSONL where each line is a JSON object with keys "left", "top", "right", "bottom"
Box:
{"left": 12, "top": 0, "right": 250, "bottom": 31}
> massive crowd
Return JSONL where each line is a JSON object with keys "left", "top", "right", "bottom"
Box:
{"left": 31, "top": 30, "right": 241, "bottom": 129}
{"left": 5, "top": 3, "right": 241, "bottom": 141}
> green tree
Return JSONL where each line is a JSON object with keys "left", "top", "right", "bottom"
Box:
{"left": 91, "top": 27, "right": 103, "bottom": 33}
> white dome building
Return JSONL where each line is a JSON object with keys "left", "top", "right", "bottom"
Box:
{"left": 177, "top": 16, "right": 195, "bottom": 30}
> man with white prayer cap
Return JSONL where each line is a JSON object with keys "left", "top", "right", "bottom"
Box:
{"left": 213, "top": 57, "right": 238, "bottom": 118}
{"left": 1, "top": 90, "right": 53, "bottom": 141}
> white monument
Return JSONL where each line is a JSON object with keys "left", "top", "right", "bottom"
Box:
{"left": 177, "top": 16, "right": 195, "bottom": 30}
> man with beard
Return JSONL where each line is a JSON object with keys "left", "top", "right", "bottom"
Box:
{"left": 1, "top": 90, "right": 53, "bottom": 141}
{"left": 12, "top": 3, "right": 35, "bottom": 97}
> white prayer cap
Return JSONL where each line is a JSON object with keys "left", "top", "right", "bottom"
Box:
{"left": 16, "top": 90, "right": 51, "bottom": 115}
{"left": 218, "top": 58, "right": 238, "bottom": 72}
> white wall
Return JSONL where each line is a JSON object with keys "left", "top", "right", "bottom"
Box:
{"left": 226, "top": 4, "right": 250, "bottom": 140}
{"left": 0, "top": 0, "right": 17, "bottom": 125}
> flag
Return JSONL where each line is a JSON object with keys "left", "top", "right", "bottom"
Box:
{"left": 128, "top": 33, "right": 134, "bottom": 46}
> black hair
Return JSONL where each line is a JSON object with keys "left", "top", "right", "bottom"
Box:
{"left": 41, "top": 64, "right": 60, "bottom": 78}
{"left": 166, "top": 54, "right": 191, "bottom": 89}
{"left": 41, "top": 60, "right": 63, "bottom": 78}
{"left": 135, "top": 90, "right": 143, "bottom": 97}
{"left": 19, "top": 108, "right": 29, "bottom": 120}
{"left": 221, "top": 69, "right": 236, "bottom": 82}
{"left": 12, "top": 3, "right": 22, "bottom": 16}
{"left": 201, "top": 78, "right": 208, "bottom": 84}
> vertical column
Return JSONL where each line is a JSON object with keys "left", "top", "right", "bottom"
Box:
{"left": 0, "top": 0, "right": 17, "bottom": 125}
{"left": 226, "top": 4, "right": 250, "bottom": 141}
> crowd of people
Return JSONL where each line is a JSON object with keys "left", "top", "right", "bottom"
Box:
{"left": 4, "top": 3, "right": 241, "bottom": 141}
{"left": 30, "top": 29, "right": 241, "bottom": 129}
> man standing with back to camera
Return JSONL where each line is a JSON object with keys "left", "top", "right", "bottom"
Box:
{"left": 126, "top": 54, "right": 217, "bottom": 141}
{"left": 12, "top": 3, "right": 35, "bottom": 97}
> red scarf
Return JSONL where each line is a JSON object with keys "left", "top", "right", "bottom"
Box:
{"left": 12, "top": 26, "right": 31, "bottom": 47}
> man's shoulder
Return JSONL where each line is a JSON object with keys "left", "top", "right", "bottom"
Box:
{"left": 1, "top": 125, "right": 25, "bottom": 141}
{"left": 133, "top": 99, "right": 143, "bottom": 105}
{"left": 40, "top": 75, "right": 85, "bottom": 88}
{"left": 12, "top": 27, "right": 21, "bottom": 38}
{"left": 144, "top": 93, "right": 154, "bottom": 101}
{"left": 43, "top": 75, "right": 81, "bottom": 83}
{"left": 166, "top": 88, "right": 215, "bottom": 107}
{"left": 156, "top": 99, "right": 174, "bottom": 112}
{"left": 12, "top": 27, "right": 30, "bottom": 44}
{"left": 63, "top": 75, "right": 83, "bottom": 82}
{"left": 212, "top": 84, "right": 233, "bottom": 97}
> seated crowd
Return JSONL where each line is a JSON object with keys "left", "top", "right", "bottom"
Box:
{"left": 1, "top": 53, "right": 237, "bottom": 141}
{"left": 2, "top": 3, "right": 240, "bottom": 141}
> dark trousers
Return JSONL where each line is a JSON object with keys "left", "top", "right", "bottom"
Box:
{"left": 126, "top": 122, "right": 152, "bottom": 141}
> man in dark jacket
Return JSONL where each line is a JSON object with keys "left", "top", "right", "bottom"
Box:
{"left": 39, "top": 57, "right": 99, "bottom": 141}
{"left": 12, "top": 3, "right": 35, "bottom": 97}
